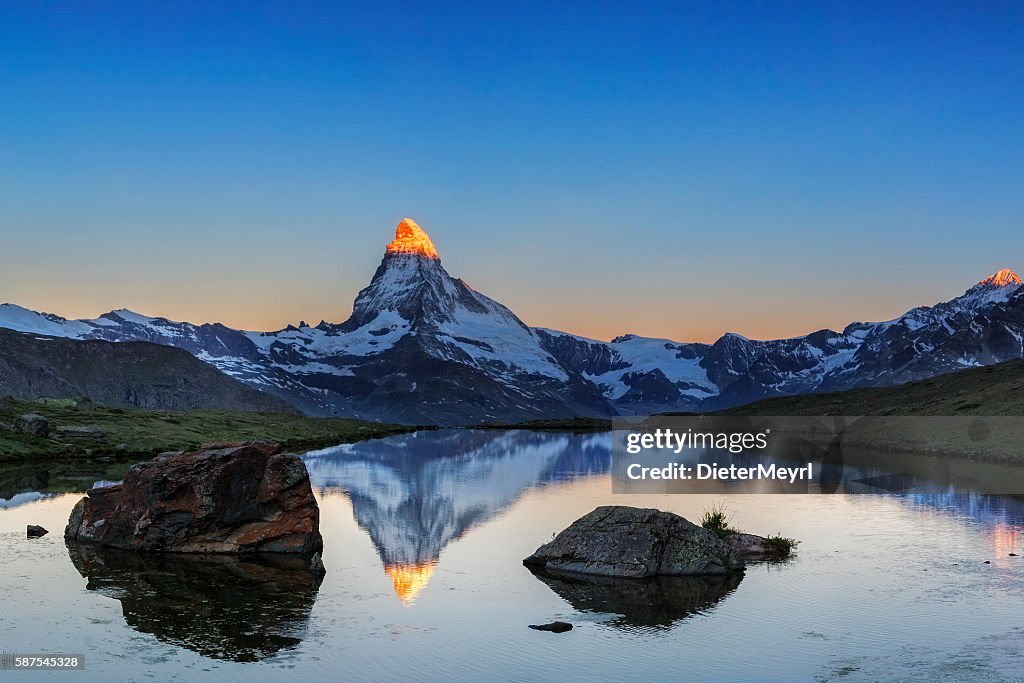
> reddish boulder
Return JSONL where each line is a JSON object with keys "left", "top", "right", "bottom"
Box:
{"left": 64, "top": 442, "right": 323, "bottom": 554}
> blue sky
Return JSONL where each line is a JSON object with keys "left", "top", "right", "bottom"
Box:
{"left": 2, "top": 1, "right": 1022, "bottom": 341}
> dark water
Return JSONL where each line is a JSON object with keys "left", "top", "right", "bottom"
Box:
{"left": 2, "top": 430, "right": 1024, "bottom": 681}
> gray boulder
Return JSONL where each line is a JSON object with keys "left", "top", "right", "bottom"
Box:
{"left": 14, "top": 413, "right": 49, "bottom": 438}
{"left": 524, "top": 506, "right": 745, "bottom": 578}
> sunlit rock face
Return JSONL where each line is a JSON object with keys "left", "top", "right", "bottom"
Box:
{"left": 304, "top": 429, "right": 611, "bottom": 603}
{"left": 385, "top": 217, "right": 440, "bottom": 259}
{"left": 65, "top": 442, "right": 323, "bottom": 554}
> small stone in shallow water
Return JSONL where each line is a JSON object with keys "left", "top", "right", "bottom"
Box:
{"left": 27, "top": 524, "right": 48, "bottom": 538}
{"left": 984, "top": 561, "right": 991, "bottom": 564}
{"left": 1010, "top": 553, "right": 1018, "bottom": 557}
{"left": 529, "top": 621, "right": 573, "bottom": 633}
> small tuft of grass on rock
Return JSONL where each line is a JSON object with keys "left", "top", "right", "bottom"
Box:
{"left": 700, "top": 502, "right": 741, "bottom": 540}
{"left": 764, "top": 534, "right": 799, "bottom": 556}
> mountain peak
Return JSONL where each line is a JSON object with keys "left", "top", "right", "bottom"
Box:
{"left": 386, "top": 218, "right": 439, "bottom": 260}
{"left": 977, "top": 268, "right": 1022, "bottom": 288}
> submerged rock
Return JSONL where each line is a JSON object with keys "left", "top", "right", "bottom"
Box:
{"left": 524, "top": 506, "right": 744, "bottom": 578}
{"left": 27, "top": 524, "right": 48, "bottom": 538}
{"left": 528, "top": 621, "right": 573, "bottom": 633}
{"left": 14, "top": 413, "right": 49, "bottom": 438}
{"left": 64, "top": 441, "right": 323, "bottom": 554}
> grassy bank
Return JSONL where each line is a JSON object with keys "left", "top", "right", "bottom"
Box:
{"left": 0, "top": 398, "right": 419, "bottom": 461}
{"left": 720, "top": 359, "right": 1024, "bottom": 417}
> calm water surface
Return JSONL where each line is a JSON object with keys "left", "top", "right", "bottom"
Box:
{"left": 2, "top": 430, "right": 1023, "bottom": 682}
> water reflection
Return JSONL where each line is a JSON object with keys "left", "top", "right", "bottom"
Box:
{"left": 528, "top": 568, "right": 744, "bottom": 629}
{"left": 0, "top": 460, "right": 131, "bottom": 508}
{"left": 304, "top": 430, "right": 610, "bottom": 602}
{"left": 67, "top": 543, "right": 323, "bottom": 662}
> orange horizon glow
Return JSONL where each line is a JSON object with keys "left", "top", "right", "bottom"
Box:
{"left": 385, "top": 561, "right": 437, "bottom": 604}
{"left": 4, "top": 218, "right": 1019, "bottom": 345}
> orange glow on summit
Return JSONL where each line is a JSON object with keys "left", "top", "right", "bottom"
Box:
{"left": 979, "top": 268, "right": 1022, "bottom": 287}
{"left": 385, "top": 561, "right": 437, "bottom": 604}
{"left": 386, "top": 218, "right": 440, "bottom": 259}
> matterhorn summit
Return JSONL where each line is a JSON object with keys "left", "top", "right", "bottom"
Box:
{"left": 385, "top": 217, "right": 440, "bottom": 259}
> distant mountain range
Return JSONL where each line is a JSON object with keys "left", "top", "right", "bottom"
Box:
{"left": 2, "top": 218, "right": 1022, "bottom": 425}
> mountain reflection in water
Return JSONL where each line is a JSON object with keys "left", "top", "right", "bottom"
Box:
{"left": 67, "top": 543, "right": 323, "bottom": 662}
{"left": 303, "top": 429, "right": 611, "bottom": 602}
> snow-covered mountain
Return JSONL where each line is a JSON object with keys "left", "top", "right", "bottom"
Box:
{"left": 2, "top": 218, "right": 1023, "bottom": 423}
{"left": 539, "top": 267, "right": 1024, "bottom": 411}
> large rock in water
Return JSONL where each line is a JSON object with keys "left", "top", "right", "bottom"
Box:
{"left": 64, "top": 442, "right": 323, "bottom": 554}
{"left": 523, "top": 506, "right": 744, "bottom": 578}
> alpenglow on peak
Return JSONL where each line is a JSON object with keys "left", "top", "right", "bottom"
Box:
{"left": 385, "top": 218, "right": 440, "bottom": 260}
{"left": 977, "top": 268, "right": 1023, "bottom": 288}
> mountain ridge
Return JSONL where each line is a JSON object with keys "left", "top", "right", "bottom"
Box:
{"left": 1, "top": 219, "right": 1022, "bottom": 424}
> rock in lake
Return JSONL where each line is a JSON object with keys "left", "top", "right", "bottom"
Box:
{"left": 27, "top": 524, "right": 49, "bottom": 538}
{"left": 524, "top": 506, "right": 744, "bottom": 578}
{"left": 724, "top": 533, "right": 792, "bottom": 560}
{"left": 64, "top": 441, "right": 323, "bottom": 554}
{"left": 528, "top": 621, "right": 573, "bottom": 633}
{"left": 14, "top": 413, "right": 49, "bottom": 438}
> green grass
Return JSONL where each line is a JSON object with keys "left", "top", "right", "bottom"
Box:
{"left": 721, "top": 359, "right": 1024, "bottom": 417}
{"left": 0, "top": 397, "right": 420, "bottom": 461}
{"left": 700, "top": 503, "right": 798, "bottom": 557}
{"left": 763, "top": 534, "right": 799, "bottom": 555}
{"left": 700, "top": 502, "right": 741, "bottom": 540}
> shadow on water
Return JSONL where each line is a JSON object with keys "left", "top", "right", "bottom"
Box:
{"left": 527, "top": 567, "right": 744, "bottom": 629}
{"left": 67, "top": 542, "right": 323, "bottom": 662}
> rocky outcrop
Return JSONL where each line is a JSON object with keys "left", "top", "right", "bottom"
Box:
{"left": 523, "top": 506, "right": 745, "bottom": 578}
{"left": 27, "top": 524, "right": 48, "bottom": 538}
{"left": 725, "top": 533, "right": 792, "bottom": 560}
{"left": 64, "top": 442, "right": 323, "bottom": 554}
{"left": 14, "top": 413, "right": 49, "bottom": 437}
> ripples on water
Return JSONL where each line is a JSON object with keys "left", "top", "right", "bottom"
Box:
{"left": 1, "top": 429, "right": 1023, "bottom": 682}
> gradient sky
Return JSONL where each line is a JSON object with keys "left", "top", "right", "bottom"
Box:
{"left": 2, "top": 1, "right": 1022, "bottom": 342}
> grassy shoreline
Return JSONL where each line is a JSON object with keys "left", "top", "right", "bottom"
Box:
{"left": 0, "top": 398, "right": 420, "bottom": 462}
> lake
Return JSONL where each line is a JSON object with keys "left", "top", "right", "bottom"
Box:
{"left": 2, "top": 429, "right": 1024, "bottom": 682}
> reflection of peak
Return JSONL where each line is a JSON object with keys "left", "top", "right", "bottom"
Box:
{"left": 386, "top": 562, "right": 437, "bottom": 605}
{"left": 303, "top": 430, "right": 612, "bottom": 603}
{"left": 385, "top": 217, "right": 439, "bottom": 260}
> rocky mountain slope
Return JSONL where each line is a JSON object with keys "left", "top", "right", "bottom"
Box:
{"left": 0, "top": 328, "right": 295, "bottom": 413}
{"left": 2, "top": 219, "right": 1022, "bottom": 424}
